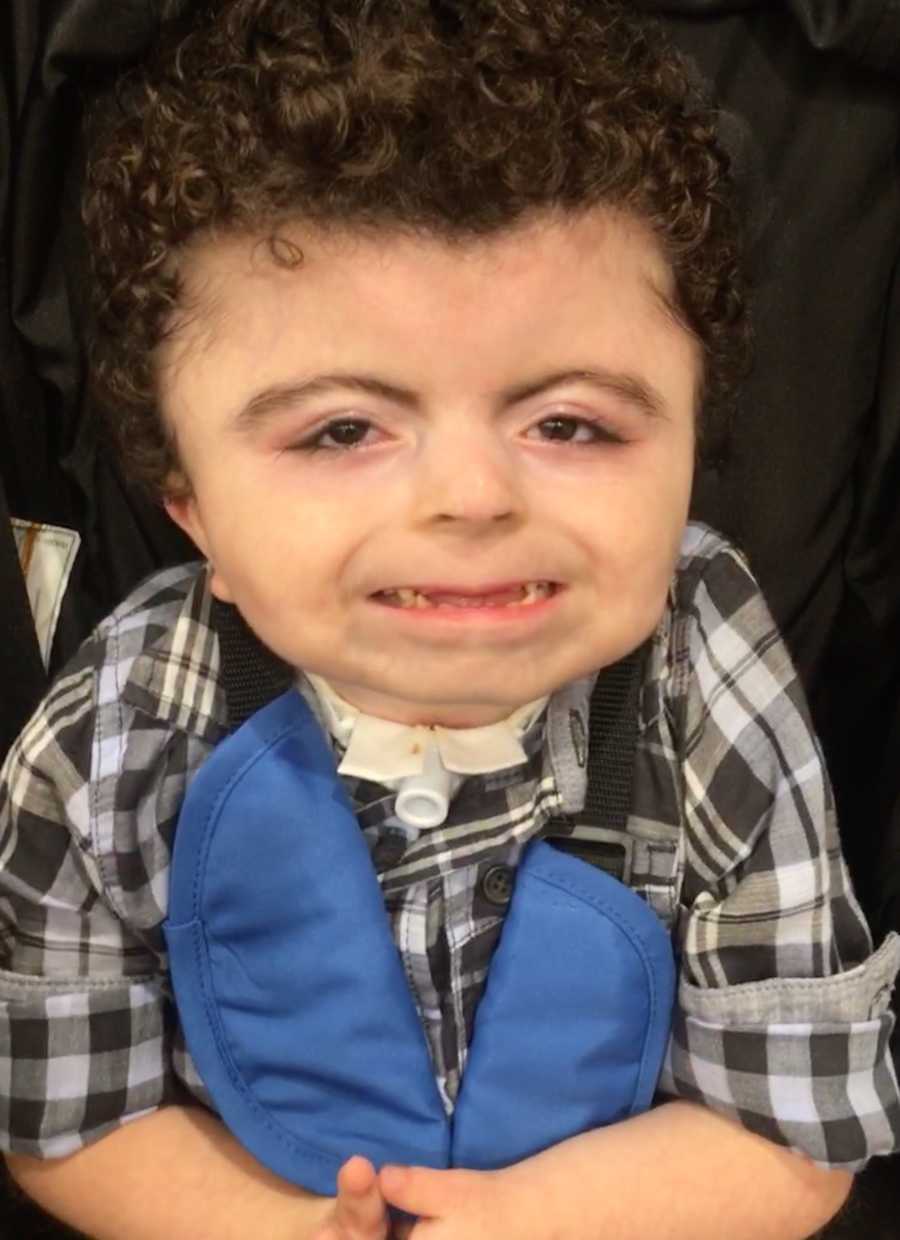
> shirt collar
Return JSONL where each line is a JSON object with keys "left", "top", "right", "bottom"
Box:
{"left": 544, "top": 673, "right": 594, "bottom": 815}
{"left": 121, "top": 564, "right": 228, "bottom": 743}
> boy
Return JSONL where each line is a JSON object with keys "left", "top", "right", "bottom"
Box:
{"left": 1, "top": 1, "right": 898, "bottom": 1237}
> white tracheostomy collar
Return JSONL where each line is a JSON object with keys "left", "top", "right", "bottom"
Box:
{"left": 302, "top": 673, "right": 549, "bottom": 830}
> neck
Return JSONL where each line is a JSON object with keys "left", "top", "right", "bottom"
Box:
{"left": 308, "top": 675, "right": 540, "bottom": 729}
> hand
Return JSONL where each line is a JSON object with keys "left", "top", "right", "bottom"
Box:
{"left": 310, "top": 1156, "right": 392, "bottom": 1240}
{"left": 379, "top": 1162, "right": 538, "bottom": 1239}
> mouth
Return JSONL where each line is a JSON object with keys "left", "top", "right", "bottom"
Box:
{"left": 372, "top": 581, "right": 561, "bottom": 610}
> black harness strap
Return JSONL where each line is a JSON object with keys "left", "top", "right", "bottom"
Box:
{"left": 211, "top": 598, "right": 294, "bottom": 731}
{"left": 583, "top": 646, "right": 645, "bottom": 832}
{"left": 210, "top": 597, "right": 645, "bottom": 854}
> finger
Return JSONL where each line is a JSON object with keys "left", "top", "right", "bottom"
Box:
{"left": 379, "top": 1165, "right": 468, "bottom": 1218}
{"left": 338, "top": 1155, "right": 379, "bottom": 1198}
{"left": 335, "top": 1156, "right": 388, "bottom": 1236}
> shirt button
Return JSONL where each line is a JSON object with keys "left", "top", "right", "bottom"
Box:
{"left": 371, "top": 832, "right": 407, "bottom": 870}
{"left": 480, "top": 864, "right": 514, "bottom": 907}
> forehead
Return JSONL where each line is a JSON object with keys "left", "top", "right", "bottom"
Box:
{"left": 159, "top": 209, "right": 698, "bottom": 413}
{"left": 175, "top": 208, "right": 678, "bottom": 313}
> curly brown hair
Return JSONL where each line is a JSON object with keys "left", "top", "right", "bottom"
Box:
{"left": 83, "top": 0, "right": 747, "bottom": 498}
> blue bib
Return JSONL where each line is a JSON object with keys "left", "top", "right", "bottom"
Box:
{"left": 164, "top": 690, "right": 675, "bottom": 1195}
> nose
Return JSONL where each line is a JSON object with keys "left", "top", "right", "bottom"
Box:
{"left": 413, "top": 419, "right": 522, "bottom": 526}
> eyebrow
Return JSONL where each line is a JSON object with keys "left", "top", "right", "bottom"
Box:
{"left": 230, "top": 366, "right": 667, "bottom": 431}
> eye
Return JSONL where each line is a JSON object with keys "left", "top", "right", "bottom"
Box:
{"left": 531, "top": 415, "right": 626, "bottom": 445}
{"left": 289, "top": 418, "right": 376, "bottom": 453}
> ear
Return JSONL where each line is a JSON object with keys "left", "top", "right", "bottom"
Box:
{"left": 163, "top": 492, "right": 235, "bottom": 603}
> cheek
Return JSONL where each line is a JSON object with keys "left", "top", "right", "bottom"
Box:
{"left": 597, "top": 438, "right": 692, "bottom": 528}
{"left": 199, "top": 480, "right": 361, "bottom": 607}
{"left": 643, "top": 426, "right": 695, "bottom": 518}
{"left": 586, "top": 441, "right": 692, "bottom": 587}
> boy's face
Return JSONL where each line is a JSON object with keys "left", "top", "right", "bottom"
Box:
{"left": 162, "top": 211, "right": 698, "bottom": 726}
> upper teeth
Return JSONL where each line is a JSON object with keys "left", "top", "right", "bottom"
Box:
{"left": 381, "top": 582, "right": 554, "bottom": 608}
{"left": 389, "top": 588, "right": 428, "bottom": 608}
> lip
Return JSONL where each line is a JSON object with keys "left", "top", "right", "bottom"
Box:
{"left": 375, "top": 580, "right": 557, "bottom": 596}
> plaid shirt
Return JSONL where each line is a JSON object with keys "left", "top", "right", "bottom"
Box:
{"left": 1, "top": 523, "right": 898, "bottom": 1172}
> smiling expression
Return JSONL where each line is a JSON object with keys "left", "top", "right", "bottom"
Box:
{"left": 162, "top": 210, "right": 699, "bottom": 726}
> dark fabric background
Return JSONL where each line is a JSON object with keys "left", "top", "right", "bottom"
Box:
{"left": 1, "top": 1, "right": 898, "bottom": 1234}
{"left": 0, "top": 0, "right": 194, "bottom": 723}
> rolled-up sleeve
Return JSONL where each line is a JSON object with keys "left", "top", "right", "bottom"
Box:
{"left": 658, "top": 531, "right": 900, "bottom": 1169}
{"left": 664, "top": 936, "right": 900, "bottom": 1167}
{"left": 0, "top": 663, "right": 176, "bottom": 1157}
{"left": 0, "top": 973, "right": 172, "bottom": 1157}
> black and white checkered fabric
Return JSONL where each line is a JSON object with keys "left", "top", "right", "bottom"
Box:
{"left": 1, "top": 523, "right": 898, "bottom": 1169}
